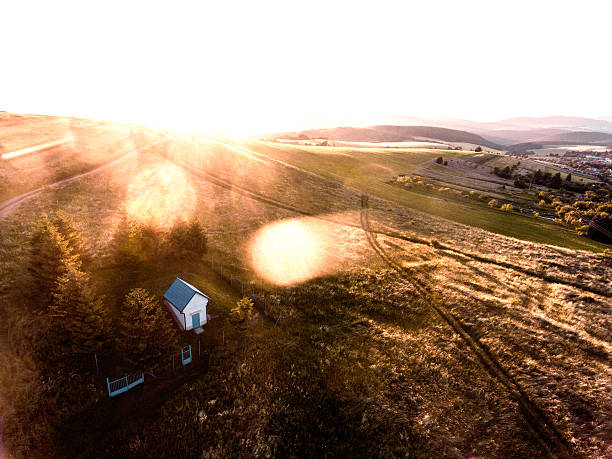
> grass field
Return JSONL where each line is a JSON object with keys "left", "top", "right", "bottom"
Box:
{"left": 247, "top": 141, "right": 609, "bottom": 252}
{"left": 0, "top": 121, "right": 611, "bottom": 458}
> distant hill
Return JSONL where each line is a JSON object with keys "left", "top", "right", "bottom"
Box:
{"left": 273, "top": 125, "right": 503, "bottom": 150}
{"left": 508, "top": 131, "right": 612, "bottom": 151}
{"left": 369, "top": 115, "right": 612, "bottom": 141}
{"left": 479, "top": 128, "right": 571, "bottom": 145}
{"left": 532, "top": 131, "right": 612, "bottom": 144}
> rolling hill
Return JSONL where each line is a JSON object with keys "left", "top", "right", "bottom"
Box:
{"left": 272, "top": 125, "right": 503, "bottom": 150}
{"left": 507, "top": 131, "right": 612, "bottom": 151}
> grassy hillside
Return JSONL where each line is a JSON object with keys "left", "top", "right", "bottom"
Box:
{"left": 274, "top": 125, "right": 502, "bottom": 150}
{"left": 247, "top": 141, "right": 609, "bottom": 252}
{"left": 0, "top": 125, "right": 610, "bottom": 458}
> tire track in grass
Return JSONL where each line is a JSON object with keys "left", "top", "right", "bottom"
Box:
{"left": 0, "top": 139, "right": 168, "bottom": 219}
{"left": 360, "top": 194, "right": 572, "bottom": 459}
{"left": 165, "top": 139, "right": 609, "bottom": 298}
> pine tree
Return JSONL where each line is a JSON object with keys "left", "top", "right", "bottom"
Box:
{"left": 51, "top": 211, "right": 87, "bottom": 259}
{"left": 184, "top": 218, "right": 207, "bottom": 259}
{"left": 110, "top": 213, "right": 161, "bottom": 265}
{"left": 117, "top": 288, "right": 176, "bottom": 371}
{"left": 166, "top": 218, "right": 207, "bottom": 260}
{"left": 50, "top": 265, "right": 110, "bottom": 355}
{"left": 27, "top": 215, "right": 80, "bottom": 309}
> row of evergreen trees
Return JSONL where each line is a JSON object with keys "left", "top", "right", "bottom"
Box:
{"left": 111, "top": 215, "right": 208, "bottom": 266}
{"left": 24, "top": 212, "right": 207, "bottom": 372}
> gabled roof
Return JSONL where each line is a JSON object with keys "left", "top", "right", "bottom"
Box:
{"left": 163, "top": 278, "right": 211, "bottom": 312}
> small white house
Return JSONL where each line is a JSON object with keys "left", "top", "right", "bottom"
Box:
{"left": 163, "top": 278, "right": 210, "bottom": 333}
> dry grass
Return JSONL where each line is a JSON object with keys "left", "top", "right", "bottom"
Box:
{"left": 0, "top": 119, "right": 610, "bottom": 457}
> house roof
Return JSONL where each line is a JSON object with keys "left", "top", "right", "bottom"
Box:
{"left": 163, "top": 278, "right": 211, "bottom": 312}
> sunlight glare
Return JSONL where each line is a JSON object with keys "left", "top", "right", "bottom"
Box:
{"left": 249, "top": 219, "right": 330, "bottom": 286}
{"left": 125, "top": 160, "right": 196, "bottom": 229}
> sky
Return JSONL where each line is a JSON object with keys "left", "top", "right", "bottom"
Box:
{"left": 1, "top": 0, "right": 611, "bottom": 135}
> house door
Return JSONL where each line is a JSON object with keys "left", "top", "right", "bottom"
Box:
{"left": 191, "top": 312, "right": 200, "bottom": 329}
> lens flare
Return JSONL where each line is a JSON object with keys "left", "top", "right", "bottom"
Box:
{"left": 125, "top": 160, "right": 196, "bottom": 228}
{"left": 249, "top": 218, "right": 331, "bottom": 286}
{"left": 248, "top": 213, "right": 376, "bottom": 286}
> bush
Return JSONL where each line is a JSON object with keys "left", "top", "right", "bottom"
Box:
{"left": 488, "top": 199, "right": 500, "bottom": 208}
{"left": 513, "top": 178, "right": 527, "bottom": 189}
{"left": 429, "top": 238, "right": 443, "bottom": 248}
{"left": 500, "top": 204, "right": 514, "bottom": 212}
{"left": 436, "top": 157, "right": 443, "bottom": 164}
{"left": 232, "top": 297, "right": 255, "bottom": 322}
{"left": 475, "top": 146, "right": 482, "bottom": 152}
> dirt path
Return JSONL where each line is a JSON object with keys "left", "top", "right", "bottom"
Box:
{"left": 0, "top": 139, "right": 167, "bottom": 219}
{"left": 359, "top": 194, "right": 572, "bottom": 458}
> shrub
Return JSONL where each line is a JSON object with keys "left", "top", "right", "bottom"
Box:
{"left": 232, "top": 297, "right": 255, "bottom": 321}
{"left": 429, "top": 238, "right": 443, "bottom": 249}
{"left": 500, "top": 204, "right": 514, "bottom": 212}
{"left": 475, "top": 146, "right": 482, "bottom": 152}
{"left": 513, "top": 178, "right": 527, "bottom": 189}
{"left": 488, "top": 199, "right": 500, "bottom": 208}
{"left": 436, "top": 157, "right": 443, "bottom": 164}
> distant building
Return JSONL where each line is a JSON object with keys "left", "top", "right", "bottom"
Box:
{"left": 163, "top": 278, "right": 210, "bottom": 333}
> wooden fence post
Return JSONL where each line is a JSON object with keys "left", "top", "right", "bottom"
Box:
{"left": 222, "top": 330, "right": 225, "bottom": 345}
{"left": 94, "top": 353, "right": 99, "bottom": 373}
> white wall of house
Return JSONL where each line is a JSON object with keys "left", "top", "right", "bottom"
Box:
{"left": 167, "top": 300, "right": 186, "bottom": 329}
{"left": 182, "top": 294, "right": 208, "bottom": 330}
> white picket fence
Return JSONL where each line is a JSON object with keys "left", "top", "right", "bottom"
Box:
{"left": 107, "top": 372, "right": 144, "bottom": 397}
